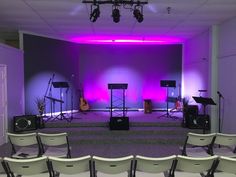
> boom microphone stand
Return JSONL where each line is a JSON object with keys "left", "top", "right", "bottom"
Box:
{"left": 70, "top": 74, "right": 74, "bottom": 121}
{"left": 217, "top": 91, "right": 224, "bottom": 133}
{"left": 43, "top": 77, "right": 51, "bottom": 116}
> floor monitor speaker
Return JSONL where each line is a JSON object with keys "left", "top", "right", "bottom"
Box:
{"left": 14, "top": 115, "right": 37, "bottom": 132}
{"left": 109, "top": 117, "right": 129, "bottom": 130}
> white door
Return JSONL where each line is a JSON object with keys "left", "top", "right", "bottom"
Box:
{"left": 0, "top": 64, "right": 7, "bottom": 145}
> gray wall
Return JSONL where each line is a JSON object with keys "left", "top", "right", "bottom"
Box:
{"left": 218, "top": 17, "right": 236, "bottom": 133}
{"left": 0, "top": 43, "right": 24, "bottom": 131}
{"left": 184, "top": 16, "right": 236, "bottom": 133}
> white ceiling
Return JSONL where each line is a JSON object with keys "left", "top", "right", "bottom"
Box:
{"left": 0, "top": 0, "right": 236, "bottom": 43}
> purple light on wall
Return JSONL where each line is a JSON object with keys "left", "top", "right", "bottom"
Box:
{"left": 26, "top": 72, "right": 73, "bottom": 114}
{"left": 70, "top": 36, "right": 182, "bottom": 44}
{"left": 183, "top": 70, "right": 205, "bottom": 104}
{"left": 83, "top": 67, "right": 142, "bottom": 103}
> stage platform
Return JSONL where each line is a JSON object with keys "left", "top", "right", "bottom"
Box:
{"left": 43, "top": 110, "right": 184, "bottom": 128}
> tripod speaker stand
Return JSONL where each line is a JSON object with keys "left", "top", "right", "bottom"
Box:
{"left": 159, "top": 80, "right": 176, "bottom": 118}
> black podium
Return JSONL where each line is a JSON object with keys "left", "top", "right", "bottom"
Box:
{"left": 192, "top": 96, "right": 216, "bottom": 133}
{"left": 108, "top": 83, "right": 129, "bottom": 130}
{"left": 52, "top": 82, "right": 69, "bottom": 121}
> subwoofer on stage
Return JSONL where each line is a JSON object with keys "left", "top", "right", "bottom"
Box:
{"left": 109, "top": 117, "right": 129, "bottom": 130}
{"left": 14, "top": 115, "right": 37, "bottom": 132}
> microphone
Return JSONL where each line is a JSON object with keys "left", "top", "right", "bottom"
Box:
{"left": 217, "top": 91, "right": 224, "bottom": 99}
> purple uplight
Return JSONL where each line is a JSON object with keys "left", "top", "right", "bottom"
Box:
{"left": 70, "top": 36, "right": 183, "bottom": 44}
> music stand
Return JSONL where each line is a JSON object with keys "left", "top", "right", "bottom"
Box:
{"left": 159, "top": 80, "right": 176, "bottom": 118}
{"left": 52, "top": 82, "right": 69, "bottom": 121}
{"left": 192, "top": 96, "right": 216, "bottom": 133}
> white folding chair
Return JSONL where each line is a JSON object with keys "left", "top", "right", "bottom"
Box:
{"left": 48, "top": 155, "right": 92, "bottom": 177}
{"left": 7, "top": 132, "right": 41, "bottom": 159}
{"left": 133, "top": 155, "right": 176, "bottom": 177}
{"left": 174, "top": 155, "right": 218, "bottom": 177}
{"left": 3, "top": 156, "right": 50, "bottom": 177}
{"left": 0, "top": 157, "right": 9, "bottom": 177}
{"left": 212, "top": 133, "right": 236, "bottom": 157}
{"left": 213, "top": 156, "right": 236, "bottom": 177}
{"left": 181, "top": 132, "right": 216, "bottom": 157}
{"left": 38, "top": 132, "right": 71, "bottom": 158}
{"left": 92, "top": 155, "right": 134, "bottom": 177}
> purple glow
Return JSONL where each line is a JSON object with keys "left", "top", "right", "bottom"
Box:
{"left": 70, "top": 36, "right": 183, "bottom": 44}
{"left": 84, "top": 67, "right": 142, "bottom": 103}
{"left": 26, "top": 72, "right": 74, "bottom": 114}
{"left": 183, "top": 70, "right": 206, "bottom": 107}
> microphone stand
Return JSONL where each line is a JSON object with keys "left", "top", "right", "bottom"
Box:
{"left": 48, "top": 74, "right": 55, "bottom": 119}
{"left": 217, "top": 91, "right": 224, "bottom": 133}
{"left": 43, "top": 77, "right": 52, "bottom": 116}
{"left": 70, "top": 74, "right": 74, "bottom": 121}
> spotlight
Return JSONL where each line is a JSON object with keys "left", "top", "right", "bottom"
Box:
{"left": 112, "top": 6, "right": 120, "bottom": 23}
{"left": 90, "top": 5, "right": 100, "bottom": 22}
{"left": 133, "top": 6, "right": 143, "bottom": 23}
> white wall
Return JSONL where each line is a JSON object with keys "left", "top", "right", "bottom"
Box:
{"left": 0, "top": 43, "right": 24, "bottom": 132}
{"left": 183, "top": 31, "right": 210, "bottom": 106}
{"left": 184, "top": 16, "right": 236, "bottom": 133}
{"left": 218, "top": 17, "right": 236, "bottom": 133}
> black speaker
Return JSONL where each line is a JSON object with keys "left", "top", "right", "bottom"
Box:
{"left": 109, "top": 117, "right": 129, "bottom": 130}
{"left": 185, "top": 105, "right": 198, "bottom": 128}
{"left": 14, "top": 115, "right": 37, "bottom": 132}
{"left": 186, "top": 107, "right": 210, "bottom": 130}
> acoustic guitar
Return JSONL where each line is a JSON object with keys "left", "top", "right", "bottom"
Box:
{"left": 175, "top": 84, "right": 182, "bottom": 110}
{"left": 79, "top": 87, "right": 89, "bottom": 111}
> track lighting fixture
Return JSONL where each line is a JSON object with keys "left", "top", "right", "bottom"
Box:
{"left": 90, "top": 4, "right": 100, "bottom": 22}
{"left": 133, "top": 5, "right": 143, "bottom": 23}
{"left": 112, "top": 6, "right": 120, "bottom": 23}
{"left": 83, "top": 0, "right": 148, "bottom": 23}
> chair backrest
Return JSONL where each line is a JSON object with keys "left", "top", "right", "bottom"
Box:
{"left": 214, "top": 133, "right": 236, "bottom": 146}
{"left": 134, "top": 155, "right": 176, "bottom": 174}
{"left": 37, "top": 132, "right": 69, "bottom": 146}
{"left": 4, "top": 156, "right": 49, "bottom": 176}
{"left": 176, "top": 155, "right": 217, "bottom": 173}
{"left": 48, "top": 155, "right": 92, "bottom": 175}
{"left": 7, "top": 132, "right": 38, "bottom": 147}
{"left": 186, "top": 132, "right": 216, "bottom": 146}
{"left": 92, "top": 155, "right": 133, "bottom": 176}
{"left": 216, "top": 156, "right": 236, "bottom": 174}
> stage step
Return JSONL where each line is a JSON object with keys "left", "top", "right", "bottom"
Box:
{"left": 39, "top": 126, "right": 202, "bottom": 146}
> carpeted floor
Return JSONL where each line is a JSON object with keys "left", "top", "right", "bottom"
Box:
{"left": 0, "top": 111, "right": 202, "bottom": 158}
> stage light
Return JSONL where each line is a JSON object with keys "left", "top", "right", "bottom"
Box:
{"left": 83, "top": 0, "right": 148, "bottom": 23}
{"left": 133, "top": 6, "right": 143, "bottom": 23}
{"left": 112, "top": 6, "right": 120, "bottom": 23}
{"left": 90, "top": 5, "right": 100, "bottom": 22}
